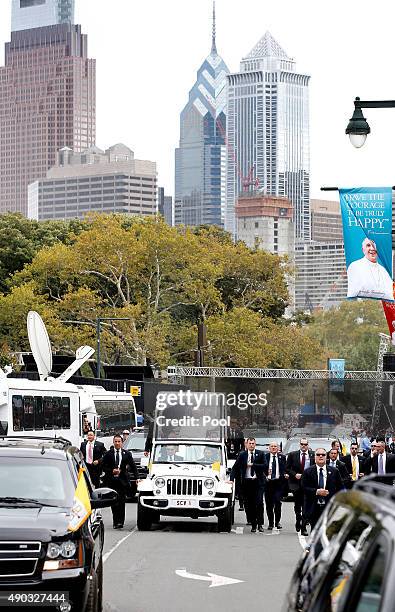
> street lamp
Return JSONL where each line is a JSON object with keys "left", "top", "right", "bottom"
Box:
{"left": 346, "top": 97, "right": 395, "bottom": 148}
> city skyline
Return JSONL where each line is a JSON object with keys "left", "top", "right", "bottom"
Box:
{"left": 1, "top": 0, "right": 395, "bottom": 206}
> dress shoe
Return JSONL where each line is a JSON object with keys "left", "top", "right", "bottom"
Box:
{"left": 300, "top": 528, "right": 308, "bottom": 536}
{"left": 258, "top": 526, "right": 264, "bottom": 533}
{"left": 251, "top": 527, "right": 257, "bottom": 533}
{"left": 246, "top": 521, "right": 251, "bottom": 526}
{"left": 276, "top": 523, "right": 282, "bottom": 530}
{"left": 239, "top": 505, "right": 244, "bottom": 511}
{"left": 267, "top": 524, "right": 273, "bottom": 531}
{"left": 295, "top": 520, "right": 301, "bottom": 532}
{"left": 113, "top": 524, "right": 123, "bottom": 529}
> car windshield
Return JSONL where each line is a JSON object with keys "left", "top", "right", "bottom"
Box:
{"left": 153, "top": 443, "right": 222, "bottom": 464}
{"left": 0, "top": 457, "right": 75, "bottom": 506}
{"left": 123, "top": 434, "right": 146, "bottom": 451}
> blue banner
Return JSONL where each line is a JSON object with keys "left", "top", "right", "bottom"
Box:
{"left": 339, "top": 187, "right": 393, "bottom": 301}
{"left": 328, "top": 358, "right": 345, "bottom": 392}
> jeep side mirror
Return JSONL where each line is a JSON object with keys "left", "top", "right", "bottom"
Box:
{"left": 91, "top": 487, "right": 118, "bottom": 508}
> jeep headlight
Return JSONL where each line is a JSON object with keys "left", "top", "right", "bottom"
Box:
{"left": 44, "top": 541, "right": 82, "bottom": 571}
{"left": 155, "top": 477, "right": 165, "bottom": 488}
{"left": 204, "top": 478, "right": 215, "bottom": 489}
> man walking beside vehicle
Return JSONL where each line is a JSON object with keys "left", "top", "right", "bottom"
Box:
{"left": 302, "top": 448, "right": 343, "bottom": 531}
{"left": 264, "top": 442, "right": 286, "bottom": 530}
{"left": 230, "top": 437, "right": 266, "bottom": 533}
{"left": 102, "top": 434, "right": 139, "bottom": 529}
{"left": 343, "top": 442, "right": 366, "bottom": 487}
{"left": 80, "top": 430, "right": 106, "bottom": 488}
{"left": 369, "top": 438, "right": 395, "bottom": 483}
{"left": 286, "top": 438, "right": 315, "bottom": 535}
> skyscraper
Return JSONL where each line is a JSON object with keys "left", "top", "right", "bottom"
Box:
{"left": 174, "top": 3, "right": 229, "bottom": 227}
{"left": 0, "top": 2, "right": 95, "bottom": 216}
{"left": 225, "top": 32, "right": 310, "bottom": 240}
{"left": 11, "top": 0, "right": 75, "bottom": 32}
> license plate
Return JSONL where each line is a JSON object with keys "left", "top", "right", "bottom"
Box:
{"left": 169, "top": 499, "right": 198, "bottom": 508}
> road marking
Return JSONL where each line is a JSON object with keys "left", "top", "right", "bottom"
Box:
{"left": 103, "top": 527, "right": 137, "bottom": 564}
{"left": 298, "top": 533, "right": 307, "bottom": 550}
{"left": 175, "top": 568, "right": 244, "bottom": 588}
{"left": 231, "top": 526, "right": 244, "bottom": 534}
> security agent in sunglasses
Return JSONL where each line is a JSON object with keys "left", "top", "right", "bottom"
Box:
{"left": 301, "top": 448, "right": 343, "bottom": 532}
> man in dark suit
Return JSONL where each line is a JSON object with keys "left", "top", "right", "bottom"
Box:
{"left": 343, "top": 442, "right": 366, "bottom": 487}
{"left": 225, "top": 420, "right": 244, "bottom": 460}
{"left": 369, "top": 438, "right": 395, "bottom": 483}
{"left": 159, "top": 445, "right": 183, "bottom": 462}
{"left": 263, "top": 442, "right": 287, "bottom": 530}
{"left": 102, "top": 434, "right": 139, "bottom": 529}
{"left": 302, "top": 448, "right": 343, "bottom": 531}
{"left": 327, "top": 448, "right": 350, "bottom": 489}
{"left": 230, "top": 437, "right": 267, "bottom": 532}
{"left": 80, "top": 430, "right": 106, "bottom": 488}
{"left": 285, "top": 437, "right": 315, "bottom": 534}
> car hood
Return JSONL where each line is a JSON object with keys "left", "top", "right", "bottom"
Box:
{"left": 0, "top": 506, "right": 72, "bottom": 541}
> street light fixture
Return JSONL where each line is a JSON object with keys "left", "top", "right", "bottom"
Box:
{"left": 346, "top": 97, "right": 395, "bottom": 148}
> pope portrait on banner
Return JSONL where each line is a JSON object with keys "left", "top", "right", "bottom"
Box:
{"left": 347, "top": 237, "right": 393, "bottom": 300}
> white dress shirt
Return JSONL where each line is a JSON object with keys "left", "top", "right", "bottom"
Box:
{"left": 269, "top": 453, "right": 279, "bottom": 479}
{"left": 245, "top": 451, "right": 256, "bottom": 479}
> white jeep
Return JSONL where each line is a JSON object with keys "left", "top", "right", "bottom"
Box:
{"left": 137, "top": 440, "right": 234, "bottom": 532}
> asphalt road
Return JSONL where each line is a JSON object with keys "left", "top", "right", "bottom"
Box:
{"left": 101, "top": 500, "right": 303, "bottom": 612}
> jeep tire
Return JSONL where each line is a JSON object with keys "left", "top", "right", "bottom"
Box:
{"left": 217, "top": 498, "right": 233, "bottom": 532}
{"left": 137, "top": 501, "right": 154, "bottom": 531}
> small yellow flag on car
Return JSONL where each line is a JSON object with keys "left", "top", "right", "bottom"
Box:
{"left": 211, "top": 461, "right": 221, "bottom": 473}
{"left": 67, "top": 467, "right": 92, "bottom": 532}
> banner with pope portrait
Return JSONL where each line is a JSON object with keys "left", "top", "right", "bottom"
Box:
{"left": 339, "top": 187, "right": 394, "bottom": 301}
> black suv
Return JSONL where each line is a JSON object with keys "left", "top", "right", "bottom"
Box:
{"left": 283, "top": 474, "right": 395, "bottom": 612}
{"left": 0, "top": 437, "right": 117, "bottom": 611}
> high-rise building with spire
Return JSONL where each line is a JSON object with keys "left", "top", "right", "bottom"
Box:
{"left": 0, "top": 0, "right": 95, "bottom": 216}
{"left": 225, "top": 32, "right": 310, "bottom": 240}
{"left": 174, "top": 2, "right": 229, "bottom": 227}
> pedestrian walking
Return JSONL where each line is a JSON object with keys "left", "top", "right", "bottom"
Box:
{"left": 102, "top": 434, "right": 138, "bottom": 529}
{"left": 285, "top": 437, "right": 315, "bottom": 535}
{"left": 343, "top": 442, "right": 366, "bottom": 487}
{"left": 230, "top": 437, "right": 266, "bottom": 533}
{"left": 264, "top": 442, "right": 286, "bottom": 530}
{"left": 80, "top": 430, "right": 106, "bottom": 488}
{"left": 302, "top": 448, "right": 342, "bottom": 531}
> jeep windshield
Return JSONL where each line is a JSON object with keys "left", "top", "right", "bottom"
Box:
{"left": 0, "top": 457, "right": 75, "bottom": 507}
{"left": 153, "top": 443, "right": 222, "bottom": 465}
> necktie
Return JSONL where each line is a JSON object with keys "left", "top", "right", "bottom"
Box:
{"left": 271, "top": 454, "right": 277, "bottom": 479}
{"left": 116, "top": 449, "right": 120, "bottom": 469}
{"left": 301, "top": 452, "right": 306, "bottom": 470}
{"left": 87, "top": 442, "right": 93, "bottom": 464}
{"left": 318, "top": 467, "right": 324, "bottom": 489}
{"left": 250, "top": 452, "right": 255, "bottom": 477}
{"left": 378, "top": 454, "right": 384, "bottom": 475}
{"left": 331, "top": 461, "right": 336, "bottom": 468}
{"left": 352, "top": 456, "right": 357, "bottom": 480}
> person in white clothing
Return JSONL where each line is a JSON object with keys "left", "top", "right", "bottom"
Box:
{"left": 347, "top": 237, "right": 393, "bottom": 300}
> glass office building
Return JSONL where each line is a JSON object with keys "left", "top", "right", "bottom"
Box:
{"left": 11, "top": 0, "right": 75, "bottom": 32}
{"left": 174, "top": 5, "right": 229, "bottom": 227}
{"left": 226, "top": 32, "right": 310, "bottom": 240}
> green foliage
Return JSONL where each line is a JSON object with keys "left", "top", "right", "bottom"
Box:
{"left": 306, "top": 300, "right": 388, "bottom": 370}
{"left": 1, "top": 213, "right": 325, "bottom": 369}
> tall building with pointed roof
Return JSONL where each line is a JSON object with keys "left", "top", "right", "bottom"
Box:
{"left": 174, "top": 2, "right": 229, "bottom": 227}
{"left": 226, "top": 31, "right": 310, "bottom": 240}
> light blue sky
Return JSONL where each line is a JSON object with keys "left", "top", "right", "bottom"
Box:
{"left": 1, "top": 0, "right": 395, "bottom": 202}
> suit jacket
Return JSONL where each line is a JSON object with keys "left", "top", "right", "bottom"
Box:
{"left": 230, "top": 449, "right": 267, "bottom": 489}
{"left": 102, "top": 447, "right": 138, "bottom": 492}
{"left": 343, "top": 454, "right": 367, "bottom": 481}
{"left": 302, "top": 465, "right": 343, "bottom": 517}
{"left": 326, "top": 459, "right": 350, "bottom": 488}
{"left": 286, "top": 449, "right": 315, "bottom": 491}
{"left": 369, "top": 452, "right": 395, "bottom": 477}
{"left": 263, "top": 452, "right": 287, "bottom": 481}
{"left": 80, "top": 440, "right": 106, "bottom": 464}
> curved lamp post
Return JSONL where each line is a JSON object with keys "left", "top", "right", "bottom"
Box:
{"left": 346, "top": 97, "right": 395, "bottom": 148}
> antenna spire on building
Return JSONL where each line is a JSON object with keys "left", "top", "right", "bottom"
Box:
{"left": 211, "top": 1, "right": 217, "bottom": 55}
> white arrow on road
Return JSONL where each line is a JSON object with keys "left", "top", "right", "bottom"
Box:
{"left": 175, "top": 568, "right": 244, "bottom": 588}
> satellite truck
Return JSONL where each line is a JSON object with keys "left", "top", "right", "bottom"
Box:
{"left": 137, "top": 390, "right": 235, "bottom": 532}
{"left": 0, "top": 311, "right": 136, "bottom": 446}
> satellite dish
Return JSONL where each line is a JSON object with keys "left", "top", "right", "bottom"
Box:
{"left": 27, "top": 311, "right": 53, "bottom": 380}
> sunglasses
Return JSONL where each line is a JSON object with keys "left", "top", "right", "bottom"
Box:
{"left": 300, "top": 443, "right": 309, "bottom": 446}
{"left": 315, "top": 453, "right": 326, "bottom": 457}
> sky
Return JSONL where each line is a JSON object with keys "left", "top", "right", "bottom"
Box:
{"left": 1, "top": 0, "right": 395, "bottom": 201}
